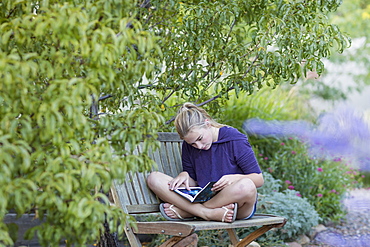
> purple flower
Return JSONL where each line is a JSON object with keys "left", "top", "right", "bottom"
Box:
{"left": 259, "top": 153, "right": 263, "bottom": 156}
{"left": 288, "top": 185, "right": 295, "bottom": 190}
{"left": 330, "top": 189, "right": 337, "bottom": 193}
{"left": 264, "top": 157, "right": 268, "bottom": 160}
{"left": 317, "top": 193, "right": 323, "bottom": 197}
{"left": 280, "top": 142, "right": 285, "bottom": 146}
{"left": 285, "top": 180, "right": 292, "bottom": 184}
{"left": 296, "top": 193, "right": 302, "bottom": 197}
{"left": 242, "top": 106, "right": 370, "bottom": 172}
{"left": 291, "top": 151, "right": 296, "bottom": 155}
{"left": 317, "top": 167, "right": 323, "bottom": 172}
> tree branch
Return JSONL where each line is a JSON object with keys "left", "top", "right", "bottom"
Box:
{"left": 164, "top": 86, "right": 235, "bottom": 125}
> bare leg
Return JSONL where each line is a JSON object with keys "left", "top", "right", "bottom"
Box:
{"left": 203, "top": 178, "right": 257, "bottom": 219}
{"left": 147, "top": 172, "right": 256, "bottom": 222}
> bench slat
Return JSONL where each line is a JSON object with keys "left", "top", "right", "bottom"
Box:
{"left": 133, "top": 214, "right": 286, "bottom": 235}
{"left": 161, "top": 142, "right": 182, "bottom": 177}
{"left": 134, "top": 221, "right": 195, "bottom": 236}
{"left": 114, "top": 134, "right": 183, "bottom": 214}
{"left": 157, "top": 132, "right": 182, "bottom": 142}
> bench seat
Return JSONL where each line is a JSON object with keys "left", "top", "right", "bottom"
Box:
{"left": 111, "top": 132, "right": 286, "bottom": 247}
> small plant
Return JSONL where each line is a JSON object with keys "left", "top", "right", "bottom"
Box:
{"left": 256, "top": 189, "right": 321, "bottom": 242}
{"left": 257, "top": 172, "right": 282, "bottom": 195}
{"left": 254, "top": 137, "right": 362, "bottom": 222}
{"left": 232, "top": 173, "right": 321, "bottom": 245}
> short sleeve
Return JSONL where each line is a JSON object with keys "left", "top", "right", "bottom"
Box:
{"left": 181, "top": 142, "right": 197, "bottom": 181}
{"left": 233, "top": 138, "right": 261, "bottom": 174}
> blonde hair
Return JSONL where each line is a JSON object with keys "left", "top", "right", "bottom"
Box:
{"left": 174, "top": 102, "right": 225, "bottom": 139}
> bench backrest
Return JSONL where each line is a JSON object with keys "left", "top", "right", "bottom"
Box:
{"left": 112, "top": 132, "right": 183, "bottom": 214}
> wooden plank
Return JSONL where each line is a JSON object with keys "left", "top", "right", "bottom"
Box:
{"left": 132, "top": 214, "right": 285, "bottom": 234}
{"left": 130, "top": 145, "right": 151, "bottom": 204}
{"left": 112, "top": 180, "right": 132, "bottom": 211}
{"left": 125, "top": 172, "right": 139, "bottom": 205}
{"left": 129, "top": 145, "right": 146, "bottom": 205}
{"left": 158, "top": 132, "right": 182, "bottom": 142}
{"left": 134, "top": 221, "right": 195, "bottom": 236}
{"left": 159, "top": 142, "right": 172, "bottom": 175}
{"left": 114, "top": 173, "right": 160, "bottom": 214}
{"left": 150, "top": 146, "right": 164, "bottom": 173}
{"left": 136, "top": 171, "right": 154, "bottom": 205}
{"left": 123, "top": 220, "right": 142, "bottom": 247}
{"left": 190, "top": 215, "right": 286, "bottom": 231}
{"left": 126, "top": 204, "right": 160, "bottom": 214}
{"left": 227, "top": 228, "right": 239, "bottom": 245}
{"left": 159, "top": 233, "right": 198, "bottom": 247}
{"left": 163, "top": 142, "right": 179, "bottom": 178}
{"left": 172, "top": 142, "right": 183, "bottom": 175}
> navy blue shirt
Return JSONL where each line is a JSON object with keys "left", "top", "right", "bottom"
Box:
{"left": 182, "top": 126, "right": 262, "bottom": 187}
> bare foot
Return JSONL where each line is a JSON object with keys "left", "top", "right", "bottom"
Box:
{"left": 161, "top": 203, "right": 236, "bottom": 222}
{"left": 162, "top": 203, "right": 194, "bottom": 220}
{"left": 204, "top": 203, "right": 236, "bottom": 223}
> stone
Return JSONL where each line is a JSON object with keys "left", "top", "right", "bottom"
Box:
{"left": 309, "top": 224, "right": 327, "bottom": 239}
{"left": 247, "top": 241, "right": 261, "bottom": 247}
{"left": 296, "top": 234, "right": 310, "bottom": 245}
{"left": 286, "top": 242, "right": 301, "bottom": 247}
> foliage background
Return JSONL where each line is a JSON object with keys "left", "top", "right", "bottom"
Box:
{"left": 0, "top": 0, "right": 363, "bottom": 246}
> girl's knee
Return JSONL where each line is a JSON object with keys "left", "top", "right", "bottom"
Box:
{"left": 147, "top": 171, "right": 169, "bottom": 190}
{"left": 146, "top": 171, "right": 162, "bottom": 188}
{"left": 235, "top": 178, "right": 257, "bottom": 198}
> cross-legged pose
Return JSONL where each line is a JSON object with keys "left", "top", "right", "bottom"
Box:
{"left": 147, "top": 103, "right": 263, "bottom": 223}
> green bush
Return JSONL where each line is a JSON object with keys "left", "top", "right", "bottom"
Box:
{"left": 219, "top": 86, "right": 314, "bottom": 132}
{"left": 234, "top": 173, "right": 321, "bottom": 245}
{"left": 258, "top": 172, "right": 282, "bottom": 195}
{"left": 256, "top": 189, "right": 321, "bottom": 242}
{"left": 254, "top": 137, "right": 362, "bottom": 222}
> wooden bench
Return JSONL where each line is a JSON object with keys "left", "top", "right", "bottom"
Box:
{"left": 110, "top": 132, "right": 287, "bottom": 247}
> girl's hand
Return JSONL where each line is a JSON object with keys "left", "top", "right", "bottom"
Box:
{"left": 212, "top": 174, "right": 240, "bottom": 191}
{"left": 168, "top": 172, "right": 190, "bottom": 191}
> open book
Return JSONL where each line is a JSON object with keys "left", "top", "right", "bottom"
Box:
{"left": 174, "top": 182, "right": 218, "bottom": 203}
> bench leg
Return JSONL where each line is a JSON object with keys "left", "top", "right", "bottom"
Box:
{"left": 227, "top": 229, "right": 239, "bottom": 245}
{"left": 235, "top": 221, "right": 287, "bottom": 247}
{"left": 124, "top": 222, "right": 143, "bottom": 247}
{"left": 159, "top": 233, "right": 198, "bottom": 247}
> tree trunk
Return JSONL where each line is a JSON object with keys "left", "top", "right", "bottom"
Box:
{"left": 96, "top": 219, "right": 119, "bottom": 247}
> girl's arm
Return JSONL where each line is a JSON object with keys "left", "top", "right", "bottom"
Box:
{"left": 168, "top": 171, "right": 197, "bottom": 190}
{"left": 212, "top": 173, "right": 264, "bottom": 191}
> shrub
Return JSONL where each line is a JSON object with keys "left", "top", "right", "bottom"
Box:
{"left": 219, "top": 86, "right": 314, "bottom": 132}
{"left": 232, "top": 173, "right": 321, "bottom": 245}
{"left": 255, "top": 189, "right": 321, "bottom": 242}
{"left": 257, "top": 172, "right": 282, "bottom": 195}
{"left": 254, "top": 137, "right": 362, "bottom": 222}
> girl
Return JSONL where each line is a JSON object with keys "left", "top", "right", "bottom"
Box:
{"left": 147, "top": 103, "right": 263, "bottom": 223}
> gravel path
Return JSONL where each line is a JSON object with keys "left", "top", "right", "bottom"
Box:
{"left": 308, "top": 188, "right": 370, "bottom": 247}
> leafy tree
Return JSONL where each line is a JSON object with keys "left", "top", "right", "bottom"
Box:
{"left": 0, "top": 0, "right": 350, "bottom": 245}
{"left": 329, "top": 0, "right": 370, "bottom": 89}
{"left": 300, "top": 0, "right": 370, "bottom": 102}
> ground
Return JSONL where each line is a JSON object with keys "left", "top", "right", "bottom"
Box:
{"left": 307, "top": 188, "right": 370, "bottom": 247}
